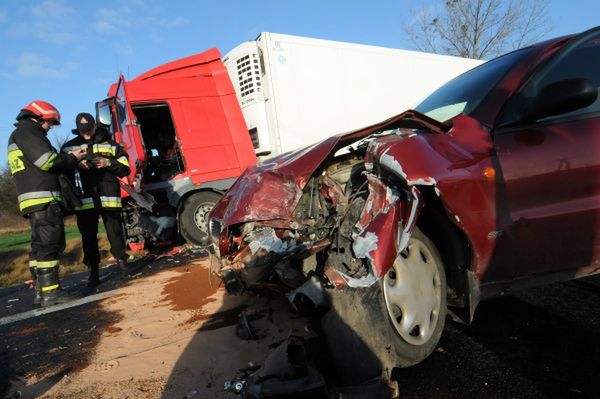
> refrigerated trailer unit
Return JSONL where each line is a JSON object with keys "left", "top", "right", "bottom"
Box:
{"left": 224, "top": 32, "right": 483, "bottom": 157}
{"left": 96, "top": 33, "right": 483, "bottom": 246}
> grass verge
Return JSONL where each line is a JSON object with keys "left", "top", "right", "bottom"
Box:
{"left": 0, "top": 224, "right": 111, "bottom": 288}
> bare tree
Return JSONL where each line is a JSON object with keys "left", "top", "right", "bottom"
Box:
{"left": 50, "top": 128, "right": 73, "bottom": 151}
{"left": 0, "top": 165, "right": 19, "bottom": 216}
{"left": 403, "top": 0, "right": 553, "bottom": 59}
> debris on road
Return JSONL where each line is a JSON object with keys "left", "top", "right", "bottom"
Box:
{"left": 235, "top": 311, "right": 259, "bottom": 341}
{"left": 223, "top": 335, "right": 327, "bottom": 399}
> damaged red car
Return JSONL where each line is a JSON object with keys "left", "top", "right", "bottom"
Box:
{"left": 209, "top": 27, "right": 600, "bottom": 370}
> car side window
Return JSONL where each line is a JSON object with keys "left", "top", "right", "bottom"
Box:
{"left": 533, "top": 36, "right": 600, "bottom": 120}
{"left": 498, "top": 33, "right": 600, "bottom": 127}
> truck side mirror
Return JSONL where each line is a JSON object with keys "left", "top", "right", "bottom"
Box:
{"left": 521, "top": 78, "right": 598, "bottom": 123}
{"left": 95, "top": 98, "right": 115, "bottom": 126}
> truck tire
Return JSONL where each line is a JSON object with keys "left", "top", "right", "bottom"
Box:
{"left": 179, "top": 191, "right": 222, "bottom": 245}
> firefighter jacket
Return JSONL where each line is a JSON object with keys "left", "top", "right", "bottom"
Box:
{"left": 61, "top": 127, "right": 130, "bottom": 211}
{"left": 7, "top": 119, "right": 78, "bottom": 215}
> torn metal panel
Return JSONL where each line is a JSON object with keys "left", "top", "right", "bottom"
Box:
{"left": 356, "top": 174, "right": 398, "bottom": 231}
{"left": 211, "top": 110, "right": 450, "bottom": 229}
{"left": 350, "top": 201, "right": 400, "bottom": 284}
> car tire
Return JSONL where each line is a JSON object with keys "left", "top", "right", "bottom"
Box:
{"left": 323, "top": 227, "right": 447, "bottom": 375}
{"left": 381, "top": 227, "right": 447, "bottom": 367}
{"left": 179, "top": 191, "right": 222, "bottom": 245}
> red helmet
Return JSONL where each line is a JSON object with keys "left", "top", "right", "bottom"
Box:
{"left": 20, "top": 101, "right": 61, "bottom": 125}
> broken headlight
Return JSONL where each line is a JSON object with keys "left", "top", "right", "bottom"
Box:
{"left": 208, "top": 217, "right": 222, "bottom": 245}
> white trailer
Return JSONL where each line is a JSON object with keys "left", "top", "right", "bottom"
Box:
{"left": 224, "top": 32, "right": 483, "bottom": 157}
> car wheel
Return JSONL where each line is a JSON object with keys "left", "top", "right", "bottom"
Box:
{"left": 179, "top": 191, "right": 222, "bottom": 245}
{"left": 323, "top": 227, "right": 447, "bottom": 377}
{"left": 382, "top": 227, "right": 447, "bottom": 367}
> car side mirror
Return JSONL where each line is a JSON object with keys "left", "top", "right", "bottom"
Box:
{"left": 522, "top": 78, "right": 598, "bottom": 123}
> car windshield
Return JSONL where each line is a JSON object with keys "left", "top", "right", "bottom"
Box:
{"left": 415, "top": 48, "right": 533, "bottom": 122}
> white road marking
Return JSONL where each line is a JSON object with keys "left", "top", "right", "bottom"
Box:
{"left": 0, "top": 290, "right": 119, "bottom": 327}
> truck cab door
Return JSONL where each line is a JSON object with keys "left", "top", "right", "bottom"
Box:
{"left": 112, "top": 74, "right": 146, "bottom": 190}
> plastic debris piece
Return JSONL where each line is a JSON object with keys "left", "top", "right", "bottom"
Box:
{"left": 286, "top": 276, "right": 328, "bottom": 314}
{"left": 183, "top": 388, "right": 199, "bottom": 398}
{"left": 224, "top": 379, "right": 247, "bottom": 394}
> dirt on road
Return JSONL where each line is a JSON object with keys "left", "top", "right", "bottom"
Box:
{"left": 2, "top": 258, "right": 311, "bottom": 399}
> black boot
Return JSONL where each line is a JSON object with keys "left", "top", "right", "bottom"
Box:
{"left": 29, "top": 266, "right": 42, "bottom": 306}
{"left": 87, "top": 264, "right": 100, "bottom": 288}
{"left": 37, "top": 265, "right": 72, "bottom": 307}
{"left": 117, "top": 257, "right": 130, "bottom": 276}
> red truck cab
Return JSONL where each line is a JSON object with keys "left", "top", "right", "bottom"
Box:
{"left": 96, "top": 48, "right": 257, "bottom": 245}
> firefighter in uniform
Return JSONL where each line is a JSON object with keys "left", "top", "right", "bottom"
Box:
{"left": 61, "top": 113, "right": 131, "bottom": 287}
{"left": 7, "top": 101, "right": 86, "bottom": 306}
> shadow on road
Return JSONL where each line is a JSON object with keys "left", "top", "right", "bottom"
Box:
{"left": 394, "top": 275, "right": 600, "bottom": 398}
{"left": 0, "top": 301, "right": 122, "bottom": 398}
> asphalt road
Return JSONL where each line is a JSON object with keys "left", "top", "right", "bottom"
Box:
{"left": 1, "top": 258, "right": 599, "bottom": 398}
{"left": 393, "top": 275, "right": 600, "bottom": 398}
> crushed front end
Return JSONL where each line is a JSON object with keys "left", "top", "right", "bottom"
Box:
{"left": 209, "top": 111, "right": 446, "bottom": 294}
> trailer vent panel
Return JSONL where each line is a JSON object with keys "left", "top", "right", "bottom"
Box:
{"left": 237, "top": 53, "right": 263, "bottom": 98}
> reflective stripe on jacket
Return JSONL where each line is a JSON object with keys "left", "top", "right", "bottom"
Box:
{"left": 61, "top": 126, "right": 130, "bottom": 211}
{"left": 7, "top": 119, "right": 77, "bottom": 215}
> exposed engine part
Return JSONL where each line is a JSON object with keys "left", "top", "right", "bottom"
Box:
{"left": 122, "top": 202, "right": 146, "bottom": 243}
{"left": 138, "top": 215, "right": 176, "bottom": 241}
{"left": 325, "top": 157, "right": 363, "bottom": 186}
{"left": 328, "top": 196, "right": 368, "bottom": 278}
{"left": 122, "top": 200, "right": 178, "bottom": 244}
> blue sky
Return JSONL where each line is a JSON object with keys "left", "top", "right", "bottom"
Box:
{"left": 0, "top": 0, "right": 598, "bottom": 165}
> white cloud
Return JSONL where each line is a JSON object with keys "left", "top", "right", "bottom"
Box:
{"left": 8, "top": 0, "right": 80, "bottom": 45}
{"left": 92, "top": 4, "right": 187, "bottom": 36}
{"left": 113, "top": 44, "right": 135, "bottom": 57}
{"left": 8, "top": 52, "right": 79, "bottom": 79}
{"left": 30, "top": 0, "right": 76, "bottom": 19}
{"left": 159, "top": 17, "right": 188, "bottom": 28}
{"left": 93, "top": 8, "right": 132, "bottom": 35}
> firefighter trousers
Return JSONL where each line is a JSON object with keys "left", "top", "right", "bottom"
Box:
{"left": 28, "top": 202, "right": 66, "bottom": 295}
{"left": 29, "top": 203, "right": 65, "bottom": 268}
{"left": 76, "top": 209, "right": 127, "bottom": 267}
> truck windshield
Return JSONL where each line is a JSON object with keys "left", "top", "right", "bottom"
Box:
{"left": 415, "top": 47, "right": 533, "bottom": 122}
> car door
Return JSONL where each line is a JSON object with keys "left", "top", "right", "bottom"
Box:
{"left": 493, "top": 28, "right": 600, "bottom": 279}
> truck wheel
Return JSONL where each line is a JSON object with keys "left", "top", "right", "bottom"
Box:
{"left": 179, "top": 191, "right": 222, "bottom": 245}
{"left": 381, "top": 227, "right": 447, "bottom": 367}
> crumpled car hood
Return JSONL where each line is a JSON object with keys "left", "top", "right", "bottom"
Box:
{"left": 211, "top": 110, "right": 449, "bottom": 227}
